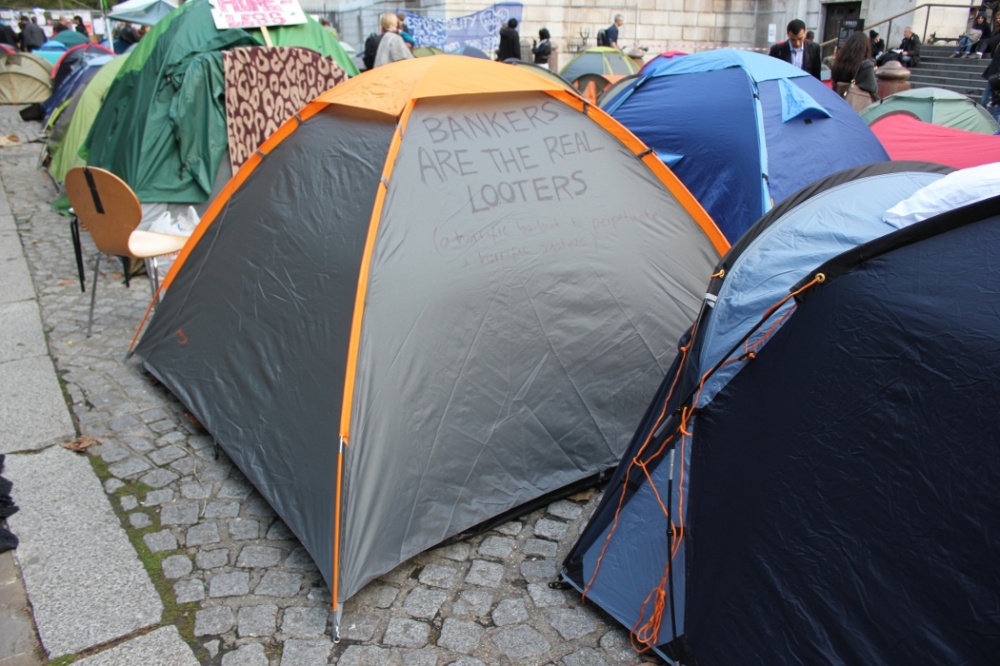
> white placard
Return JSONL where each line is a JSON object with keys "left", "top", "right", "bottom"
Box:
{"left": 209, "top": 0, "right": 307, "bottom": 30}
{"left": 768, "top": 23, "right": 777, "bottom": 43}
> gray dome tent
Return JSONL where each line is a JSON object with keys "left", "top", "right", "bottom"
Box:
{"left": 134, "top": 56, "right": 728, "bottom": 635}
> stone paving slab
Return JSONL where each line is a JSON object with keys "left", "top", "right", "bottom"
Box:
{"left": 72, "top": 626, "right": 198, "bottom": 666}
{"left": 0, "top": 356, "right": 75, "bottom": 454}
{"left": 0, "top": 552, "right": 40, "bottom": 664}
{"left": 0, "top": 301, "right": 47, "bottom": 363}
{"left": 0, "top": 231, "right": 34, "bottom": 305}
{"left": 4, "top": 446, "right": 162, "bottom": 659}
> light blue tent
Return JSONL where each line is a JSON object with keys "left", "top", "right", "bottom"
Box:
{"left": 601, "top": 49, "right": 889, "bottom": 243}
{"left": 563, "top": 162, "right": 957, "bottom": 664}
{"left": 108, "top": 0, "right": 179, "bottom": 26}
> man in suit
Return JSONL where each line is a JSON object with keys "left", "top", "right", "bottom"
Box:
{"left": 769, "top": 19, "right": 821, "bottom": 79}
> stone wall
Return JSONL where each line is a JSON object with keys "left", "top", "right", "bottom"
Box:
{"left": 319, "top": 0, "right": 977, "bottom": 66}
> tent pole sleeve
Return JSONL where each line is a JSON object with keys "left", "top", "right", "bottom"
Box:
{"left": 338, "top": 99, "right": 416, "bottom": 444}
{"left": 332, "top": 435, "right": 345, "bottom": 640}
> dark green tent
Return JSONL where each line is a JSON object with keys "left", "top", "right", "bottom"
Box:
{"left": 83, "top": 0, "right": 357, "bottom": 204}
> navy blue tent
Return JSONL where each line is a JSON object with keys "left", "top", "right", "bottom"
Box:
{"left": 560, "top": 162, "right": 1000, "bottom": 664}
{"left": 41, "top": 53, "right": 113, "bottom": 123}
{"left": 601, "top": 50, "right": 889, "bottom": 244}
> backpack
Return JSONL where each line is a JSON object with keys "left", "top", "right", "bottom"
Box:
{"left": 363, "top": 32, "right": 382, "bottom": 70}
{"left": 597, "top": 28, "right": 609, "bottom": 47}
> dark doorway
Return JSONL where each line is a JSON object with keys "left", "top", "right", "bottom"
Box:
{"left": 821, "top": 2, "right": 862, "bottom": 59}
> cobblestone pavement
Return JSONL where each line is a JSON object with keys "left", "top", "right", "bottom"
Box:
{"left": 0, "top": 107, "right": 659, "bottom": 666}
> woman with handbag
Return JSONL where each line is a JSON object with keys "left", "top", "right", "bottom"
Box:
{"left": 832, "top": 31, "right": 879, "bottom": 112}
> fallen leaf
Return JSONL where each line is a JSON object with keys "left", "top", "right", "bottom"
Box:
{"left": 6, "top": 134, "right": 19, "bottom": 142}
{"left": 62, "top": 435, "right": 101, "bottom": 453}
{"left": 568, "top": 489, "right": 596, "bottom": 502}
{"left": 57, "top": 279, "right": 75, "bottom": 286}
{"left": 185, "top": 412, "right": 206, "bottom": 432}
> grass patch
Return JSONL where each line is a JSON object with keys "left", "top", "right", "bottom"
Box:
{"left": 48, "top": 656, "right": 75, "bottom": 666}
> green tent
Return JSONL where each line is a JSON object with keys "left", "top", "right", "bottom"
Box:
{"left": 859, "top": 87, "right": 1000, "bottom": 135}
{"left": 48, "top": 56, "right": 126, "bottom": 186}
{"left": 83, "top": 0, "right": 357, "bottom": 204}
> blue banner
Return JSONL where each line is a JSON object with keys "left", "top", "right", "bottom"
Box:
{"left": 401, "top": 3, "right": 523, "bottom": 56}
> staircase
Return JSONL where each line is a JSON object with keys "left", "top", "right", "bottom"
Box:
{"left": 907, "top": 43, "right": 990, "bottom": 100}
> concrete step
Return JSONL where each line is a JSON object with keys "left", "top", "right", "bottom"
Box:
{"left": 899, "top": 43, "right": 989, "bottom": 100}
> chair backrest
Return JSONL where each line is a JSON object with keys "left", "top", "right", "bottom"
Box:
{"left": 65, "top": 166, "right": 141, "bottom": 257}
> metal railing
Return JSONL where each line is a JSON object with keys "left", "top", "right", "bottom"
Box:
{"left": 819, "top": 1, "right": 983, "bottom": 56}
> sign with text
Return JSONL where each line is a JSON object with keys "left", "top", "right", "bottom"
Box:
{"left": 386, "top": 96, "right": 669, "bottom": 276}
{"left": 402, "top": 3, "right": 523, "bottom": 56}
{"left": 209, "top": 0, "right": 306, "bottom": 30}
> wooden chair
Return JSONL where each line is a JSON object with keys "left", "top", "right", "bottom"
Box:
{"left": 64, "top": 166, "right": 187, "bottom": 337}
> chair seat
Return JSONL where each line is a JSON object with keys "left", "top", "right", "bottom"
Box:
{"left": 128, "top": 229, "right": 187, "bottom": 258}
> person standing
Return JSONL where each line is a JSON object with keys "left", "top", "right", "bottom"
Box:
{"left": 373, "top": 13, "right": 413, "bottom": 67}
{"left": 532, "top": 28, "right": 551, "bottom": 69}
{"left": 18, "top": 15, "right": 45, "bottom": 52}
{"left": 604, "top": 14, "right": 623, "bottom": 49}
{"left": 980, "top": 30, "right": 1000, "bottom": 115}
{"left": 769, "top": 19, "right": 821, "bottom": 78}
{"left": 395, "top": 13, "right": 415, "bottom": 49}
{"left": 73, "top": 15, "right": 88, "bottom": 37}
{"left": 497, "top": 18, "right": 520, "bottom": 61}
{"left": 0, "top": 21, "right": 17, "bottom": 49}
{"left": 831, "top": 31, "right": 879, "bottom": 108}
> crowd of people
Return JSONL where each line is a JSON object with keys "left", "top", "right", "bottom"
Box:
{"left": 765, "top": 12, "right": 1000, "bottom": 120}
{"left": 347, "top": 7, "right": 1000, "bottom": 121}
{"left": 0, "top": 13, "right": 147, "bottom": 55}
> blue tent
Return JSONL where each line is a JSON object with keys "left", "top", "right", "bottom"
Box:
{"left": 601, "top": 49, "right": 889, "bottom": 244}
{"left": 558, "top": 162, "right": 1000, "bottom": 664}
{"left": 41, "top": 53, "right": 113, "bottom": 122}
{"left": 34, "top": 40, "right": 67, "bottom": 65}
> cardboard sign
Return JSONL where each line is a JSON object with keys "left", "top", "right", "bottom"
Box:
{"left": 209, "top": 0, "right": 306, "bottom": 30}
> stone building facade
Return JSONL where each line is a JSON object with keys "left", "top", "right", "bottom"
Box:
{"left": 321, "top": 0, "right": 979, "bottom": 66}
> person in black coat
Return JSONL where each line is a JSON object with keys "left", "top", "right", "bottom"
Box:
{"left": 869, "top": 29, "right": 885, "bottom": 61}
{"left": 898, "top": 26, "right": 921, "bottom": 67}
{"left": 73, "top": 15, "right": 88, "bottom": 37}
{"left": 980, "top": 31, "right": 1000, "bottom": 113}
{"left": 17, "top": 15, "right": 45, "bottom": 52}
{"left": 497, "top": 18, "right": 521, "bottom": 61}
{"left": 0, "top": 21, "right": 17, "bottom": 49}
{"left": 768, "top": 19, "right": 822, "bottom": 79}
{"left": 532, "top": 28, "right": 551, "bottom": 69}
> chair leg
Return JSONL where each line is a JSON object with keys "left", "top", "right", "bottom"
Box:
{"left": 87, "top": 253, "right": 101, "bottom": 337}
{"left": 70, "top": 215, "right": 85, "bottom": 293}
{"left": 147, "top": 257, "right": 159, "bottom": 299}
{"left": 121, "top": 256, "right": 131, "bottom": 288}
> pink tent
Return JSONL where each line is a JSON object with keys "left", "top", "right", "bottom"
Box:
{"left": 870, "top": 112, "right": 1000, "bottom": 169}
{"left": 639, "top": 50, "right": 687, "bottom": 72}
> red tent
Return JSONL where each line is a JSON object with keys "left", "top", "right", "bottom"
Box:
{"left": 871, "top": 112, "right": 1000, "bottom": 169}
{"left": 639, "top": 50, "right": 687, "bottom": 72}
